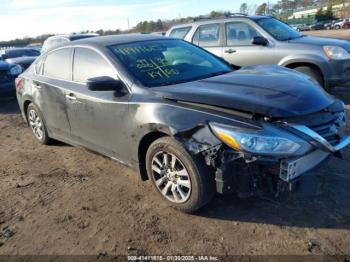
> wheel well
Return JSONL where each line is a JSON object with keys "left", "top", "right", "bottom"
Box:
{"left": 23, "top": 100, "right": 32, "bottom": 122}
{"left": 286, "top": 62, "right": 324, "bottom": 85}
{"left": 138, "top": 131, "right": 169, "bottom": 181}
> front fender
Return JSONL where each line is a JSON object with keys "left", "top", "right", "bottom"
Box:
{"left": 278, "top": 54, "right": 331, "bottom": 80}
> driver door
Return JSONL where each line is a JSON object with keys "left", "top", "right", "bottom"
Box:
{"left": 65, "top": 47, "right": 132, "bottom": 162}
{"left": 222, "top": 21, "right": 275, "bottom": 66}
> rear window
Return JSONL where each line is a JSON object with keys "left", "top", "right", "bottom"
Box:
{"left": 192, "top": 24, "right": 221, "bottom": 47}
{"left": 169, "top": 27, "right": 191, "bottom": 39}
{"left": 43, "top": 48, "right": 72, "bottom": 80}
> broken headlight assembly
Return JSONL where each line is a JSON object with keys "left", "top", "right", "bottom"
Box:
{"left": 209, "top": 122, "right": 312, "bottom": 157}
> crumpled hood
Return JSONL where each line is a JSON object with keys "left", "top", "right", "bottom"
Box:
{"left": 289, "top": 35, "right": 350, "bottom": 52}
{"left": 6, "top": 56, "right": 37, "bottom": 65}
{"left": 152, "top": 65, "right": 335, "bottom": 118}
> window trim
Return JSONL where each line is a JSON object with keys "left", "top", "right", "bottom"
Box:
{"left": 72, "top": 46, "right": 131, "bottom": 94}
{"left": 169, "top": 26, "right": 192, "bottom": 39}
{"left": 191, "top": 23, "right": 222, "bottom": 48}
{"left": 41, "top": 46, "right": 73, "bottom": 81}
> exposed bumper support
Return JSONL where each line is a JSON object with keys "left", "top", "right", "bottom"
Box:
{"left": 280, "top": 150, "right": 329, "bottom": 182}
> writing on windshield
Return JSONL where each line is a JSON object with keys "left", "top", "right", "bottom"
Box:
{"left": 110, "top": 39, "right": 231, "bottom": 87}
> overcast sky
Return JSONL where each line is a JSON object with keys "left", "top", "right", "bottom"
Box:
{"left": 0, "top": 0, "right": 265, "bottom": 41}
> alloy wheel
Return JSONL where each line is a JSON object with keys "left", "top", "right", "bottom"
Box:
{"left": 151, "top": 151, "right": 191, "bottom": 203}
{"left": 28, "top": 109, "right": 44, "bottom": 140}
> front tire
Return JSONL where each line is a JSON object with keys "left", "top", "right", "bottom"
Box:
{"left": 293, "top": 66, "right": 324, "bottom": 87}
{"left": 146, "top": 137, "right": 215, "bottom": 213}
{"left": 27, "top": 103, "right": 51, "bottom": 145}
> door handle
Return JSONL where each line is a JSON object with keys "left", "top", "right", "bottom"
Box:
{"left": 65, "top": 93, "right": 77, "bottom": 101}
{"left": 224, "top": 49, "right": 237, "bottom": 54}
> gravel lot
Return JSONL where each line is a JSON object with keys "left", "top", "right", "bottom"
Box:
{"left": 304, "top": 29, "right": 350, "bottom": 40}
{"left": 1, "top": 31, "right": 350, "bottom": 257}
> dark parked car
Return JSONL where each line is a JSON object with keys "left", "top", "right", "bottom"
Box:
{"left": 41, "top": 33, "right": 98, "bottom": 53}
{"left": 0, "top": 60, "right": 22, "bottom": 97}
{"left": 310, "top": 20, "right": 332, "bottom": 30}
{"left": 324, "top": 19, "right": 342, "bottom": 30}
{"left": 16, "top": 35, "right": 350, "bottom": 212}
{"left": 0, "top": 48, "right": 40, "bottom": 71}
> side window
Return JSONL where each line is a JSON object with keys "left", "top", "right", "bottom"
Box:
{"left": 225, "top": 22, "right": 261, "bottom": 46}
{"left": 169, "top": 27, "right": 191, "bottom": 39}
{"left": 192, "top": 24, "right": 221, "bottom": 47}
{"left": 43, "top": 48, "right": 72, "bottom": 80}
{"left": 73, "top": 48, "right": 115, "bottom": 83}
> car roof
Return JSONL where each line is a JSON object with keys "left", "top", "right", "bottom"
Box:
{"left": 61, "top": 34, "right": 170, "bottom": 48}
{"left": 47, "top": 33, "right": 98, "bottom": 40}
{"left": 169, "top": 15, "right": 270, "bottom": 29}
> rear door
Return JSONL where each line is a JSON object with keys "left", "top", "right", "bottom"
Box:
{"left": 65, "top": 47, "right": 131, "bottom": 161}
{"left": 222, "top": 21, "right": 275, "bottom": 66}
{"left": 192, "top": 23, "right": 223, "bottom": 57}
{"left": 30, "top": 48, "right": 73, "bottom": 140}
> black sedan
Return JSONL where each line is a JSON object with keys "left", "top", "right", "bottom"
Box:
{"left": 15, "top": 35, "right": 350, "bottom": 212}
{"left": 0, "top": 60, "right": 22, "bottom": 97}
{"left": 0, "top": 48, "right": 40, "bottom": 71}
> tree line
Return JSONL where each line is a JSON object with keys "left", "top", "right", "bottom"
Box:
{"left": 1, "top": 0, "right": 350, "bottom": 47}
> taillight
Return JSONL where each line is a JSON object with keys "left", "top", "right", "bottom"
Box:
{"left": 15, "top": 78, "right": 22, "bottom": 90}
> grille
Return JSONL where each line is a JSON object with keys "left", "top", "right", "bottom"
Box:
{"left": 307, "top": 111, "right": 345, "bottom": 145}
{"left": 282, "top": 106, "right": 346, "bottom": 146}
{"left": 19, "top": 63, "right": 30, "bottom": 70}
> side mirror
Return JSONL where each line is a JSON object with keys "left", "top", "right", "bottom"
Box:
{"left": 252, "top": 36, "right": 268, "bottom": 46}
{"left": 87, "top": 76, "right": 124, "bottom": 92}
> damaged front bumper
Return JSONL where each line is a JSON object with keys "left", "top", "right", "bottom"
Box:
{"left": 213, "top": 133, "right": 350, "bottom": 196}
{"left": 279, "top": 127, "right": 350, "bottom": 182}
{"left": 194, "top": 105, "right": 350, "bottom": 197}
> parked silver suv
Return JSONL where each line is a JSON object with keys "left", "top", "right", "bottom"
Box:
{"left": 167, "top": 15, "right": 350, "bottom": 90}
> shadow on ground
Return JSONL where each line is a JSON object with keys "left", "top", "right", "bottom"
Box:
{"left": 198, "top": 168, "right": 350, "bottom": 229}
{"left": 0, "top": 97, "right": 20, "bottom": 114}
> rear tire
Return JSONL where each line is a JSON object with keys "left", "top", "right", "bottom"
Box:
{"left": 27, "top": 103, "right": 51, "bottom": 145}
{"left": 146, "top": 137, "right": 215, "bottom": 213}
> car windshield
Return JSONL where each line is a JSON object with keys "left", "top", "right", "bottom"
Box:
{"left": 256, "top": 18, "right": 302, "bottom": 41}
{"left": 110, "top": 39, "right": 232, "bottom": 87}
{"left": 5, "top": 49, "right": 40, "bottom": 58}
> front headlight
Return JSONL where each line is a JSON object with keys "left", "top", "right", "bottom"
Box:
{"left": 323, "top": 46, "right": 350, "bottom": 60}
{"left": 9, "top": 64, "right": 23, "bottom": 76}
{"left": 209, "top": 122, "right": 311, "bottom": 156}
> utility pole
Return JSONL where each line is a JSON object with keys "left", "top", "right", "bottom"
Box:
{"left": 267, "top": 0, "right": 270, "bottom": 15}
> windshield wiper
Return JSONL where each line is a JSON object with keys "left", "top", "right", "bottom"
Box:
{"left": 204, "top": 70, "right": 231, "bottom": 78}
{"left": 282, "top": 35, "right": 303, "bottom": 41}
{"left": 155, "top": 71, "right": 231, "bottom": 87}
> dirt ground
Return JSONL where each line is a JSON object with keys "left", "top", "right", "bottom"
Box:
{"left": 0, "top": 95, "right": 349, "bottom": 256}
{"left": 1, "top": 30, "right": 350, "bottom": 257}
{"left": 304, "top": 29, "right": 350, "bottom": 40}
